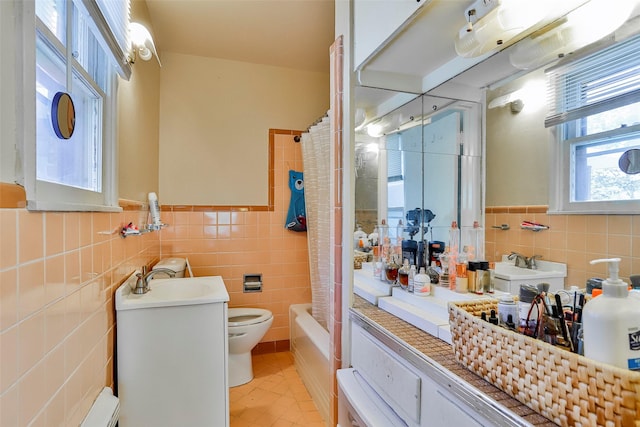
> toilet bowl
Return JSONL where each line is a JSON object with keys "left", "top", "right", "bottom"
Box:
{"left": 228, "top": 307, "right": 273, "bottom": 387}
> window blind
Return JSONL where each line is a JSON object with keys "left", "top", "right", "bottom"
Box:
{"left": 83, "top": 0, "right": 132, "bottom": 80}
{"left": 387, "top": 150, "right": 403, "bottom": 182}
{"left": 545, "top": 34, "right": 640, "bottom": 128}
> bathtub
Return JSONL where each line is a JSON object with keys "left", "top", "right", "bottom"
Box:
{"left": 289, "top": 303, "right": 330, "bottom": 426}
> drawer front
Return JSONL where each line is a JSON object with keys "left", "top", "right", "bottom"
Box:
{"left": 352, "top": 323, "right": 421, "bottom": 425}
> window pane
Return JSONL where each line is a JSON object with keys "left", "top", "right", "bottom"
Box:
{"left": 36, "top": 0, "right": 66, "bottom": 44}
{"left": 72, "top": 3, "right": 110, "bottom": 91}
{"left": 580, "top": 102, "right": 640, "bottom": 136}
{"left": 36, "top": 38, "right": 103, "bottom": 192}
{"left": 572, "top": 134, "right": 640, "bottom": 202}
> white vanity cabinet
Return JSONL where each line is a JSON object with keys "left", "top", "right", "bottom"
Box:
{"left": 353, "top": 0, "right": 426, "bottom": 69}
{"left": 343, "top": 322, "right": 494, "bottom": 427}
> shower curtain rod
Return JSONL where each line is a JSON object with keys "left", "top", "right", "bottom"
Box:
{"left": 304, "top": 112, "right": 329, "bottom": 133}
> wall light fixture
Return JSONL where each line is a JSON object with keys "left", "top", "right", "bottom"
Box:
{"left": 455, "top": 0, "right": 555, "bottom": 58}
{"left": 128, "top": 22, "right": 162, "bottom": 66}
{"left": 509, "top": 0, "right": 636, "bottom": 70}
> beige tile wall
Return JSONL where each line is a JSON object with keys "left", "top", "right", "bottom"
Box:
{"left": 0, "top": 208, "right": 159, "bottom": 427}
{"left": 158, "top": 132, "right": 311, "bottom": 343}
{"left": 485, "top": 206, "right": 640, "bottom": 288}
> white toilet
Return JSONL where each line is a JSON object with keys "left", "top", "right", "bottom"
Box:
{"left": 228, "top": 307, "right": 273, "bottom": 387}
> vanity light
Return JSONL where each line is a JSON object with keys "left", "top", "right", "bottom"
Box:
{"left": 508, "top": 0, "right": 635, "bottom": 70}
{"left": 455, "top": 0, "right": 554, "bottom": 58}
{"left": 366, "top": 122, "right": 385, "bottom": 138}
{"left": 366, "top": 143, "right": 379, "bottom": 154}
{"left": 488, "top": 79, "right": 546, "bottom": 112}
{"left": 128, "top": 22, "right": 162, "bottom": 66}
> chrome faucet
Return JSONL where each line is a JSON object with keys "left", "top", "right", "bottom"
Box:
{"left": 133, "top": 268, "right": 176, "bottom": 294}
{"left": 508, "top": 252, "right": 529, "bottom": 268}
{"left": 508, "top": 252, "right": 542, "bottom": 269}
{"left": 527, "top": 255, "right": 543, "bottom": 270}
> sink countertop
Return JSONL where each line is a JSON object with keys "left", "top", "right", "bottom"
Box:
{"left": 494, "top": 257, "right": 567, "bottom": 281}
{"left": 351, "top": 296, "right": 559, "bottom": 427}
{"left": 115, "top": 272, "right": 229, "bottom": 311}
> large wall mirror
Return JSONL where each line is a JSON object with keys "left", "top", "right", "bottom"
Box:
{"left": 352, "top": 2, "right": 640, "bottom": 286}
{"left": 354, "top": 88, "right": 482, "bottom": 271}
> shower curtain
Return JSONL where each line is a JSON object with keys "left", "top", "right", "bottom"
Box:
{"left": 301, "top": 114, "right": 331, "bottom": 329}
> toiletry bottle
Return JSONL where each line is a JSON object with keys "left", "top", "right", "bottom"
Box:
{"left": 480, "top": 261, "right": 493, "bottom": 293}
{"left": 408, "top": 264, "right": 416, "bottom": 293}
{"left": 414, "top": 267, "right": 431, "bottom": 296}
{"left": 373, "top": 248, "right": 382, "bottom": 280}
{"left": 467, "top": 262, "right": 478, "bottom": 293}
{"left": 448, "top": 222, "right": 459, "bottom": 291}
{"left": 582, "top": 258, "right": 640, "bottom": 370}
{"left": 354, "top": 225, "right": 367, "bottom": 249}
{"left": 396, "top": 219, "right": 404, "bottom": 248}
{"left": 497, "top": 295, "right": 518, "bottom": 327}
{"left": 472, "top": 220, "right": 485, "bottom": 261}
{"left": 455, "top": 262, "right": 468, "bottom": 293}
{"left": 148, "top": 192, "right": 161, "bottom": 226}
{"left": 398, "top": 259, "right": 410, "bottom": 290}
{"left": 518, "top": 284, "right": 538, "bottom": 335}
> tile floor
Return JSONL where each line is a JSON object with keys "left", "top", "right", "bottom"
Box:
{"left": 229, "top": 351, "right": 326, "bottom": 427}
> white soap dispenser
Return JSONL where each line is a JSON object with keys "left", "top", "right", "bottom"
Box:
{"left": 582, "top": 258, "right": 640, "bottom": 370}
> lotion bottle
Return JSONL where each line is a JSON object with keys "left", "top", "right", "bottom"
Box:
{"left": 148, "top": 192, "right": 161, "bottom": 226}
{"left": 582, "top": 258, "right": 640, "bottom": 370}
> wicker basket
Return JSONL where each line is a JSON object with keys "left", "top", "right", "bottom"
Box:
{"left": 449, "top": 300, "right": 640, "bottom": 427}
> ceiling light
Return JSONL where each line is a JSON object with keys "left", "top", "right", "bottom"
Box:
{"left": 129, "top": 22, "right": 162, "bottom": 67}
{"left": 509, "top": 0, "right": 635, "bottom": 70}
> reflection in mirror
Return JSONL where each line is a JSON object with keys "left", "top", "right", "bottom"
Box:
{"left": 354, "top": 88, "right": 482, "bottom": 273}
{"left": 619, "top": 149, "right": 640, "bottom": 174}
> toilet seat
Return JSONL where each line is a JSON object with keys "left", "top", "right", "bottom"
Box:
{"left": 228, "top": 308, "right": 273, "bottom": 327}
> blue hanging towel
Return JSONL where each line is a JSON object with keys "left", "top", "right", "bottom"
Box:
{"left": 285, "top": 170, "right": 306, "bottom": 232}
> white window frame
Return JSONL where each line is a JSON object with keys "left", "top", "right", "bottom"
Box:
{"left": 548, "top": 35, "right": 640, "bottom": 215}
{"left": 20, "top": 0, "right": 126, "bottom": 212}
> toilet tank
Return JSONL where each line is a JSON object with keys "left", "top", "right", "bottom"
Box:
{"left": 152, "top": 258, "right": 187, "bottom": 278}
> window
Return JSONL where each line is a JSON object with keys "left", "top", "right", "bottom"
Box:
{"left": 25, "top": 0, "right": 130, "bottom": 211}
{"left": 548, "top": 34, "right": 640, "bottom": 214}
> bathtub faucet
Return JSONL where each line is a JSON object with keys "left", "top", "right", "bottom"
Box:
{"left": 133, "top": 268, "right": 176, "bottom": 294}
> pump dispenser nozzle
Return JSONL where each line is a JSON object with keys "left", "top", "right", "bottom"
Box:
{"left": 589, "top": 258, "right": 627, "bottom": 297}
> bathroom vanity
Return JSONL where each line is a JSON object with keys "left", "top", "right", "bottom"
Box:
{"left": 115, "top": 273, "right": 229, "bottom": 427}
{"left": 343, "top": 296, "right": 558, "bottom": 426}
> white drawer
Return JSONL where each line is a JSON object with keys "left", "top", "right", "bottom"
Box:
{"left": 351, "top": 323, "right": 421, "bottom": 425}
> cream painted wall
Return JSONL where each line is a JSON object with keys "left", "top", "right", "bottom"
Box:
{"left": 158, "top": 52, "right": 329, "bottom": 206}
{"left": 485, "top": 68, "right": 552, "bottom": 207}
{"left": 0, "top": 1, "right": 17, "bottom": 183}
{"left": 117, "top": 0, "right": 161, "bottom": 203}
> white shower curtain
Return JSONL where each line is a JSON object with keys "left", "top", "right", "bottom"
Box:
{"left": 301, "top": 114, "right": 331, "bottom": 329}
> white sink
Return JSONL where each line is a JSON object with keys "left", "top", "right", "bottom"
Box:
{"left": 115, "top": 273, "right": 229, "bottom": 310}
{"left": 494, "top": 259, "right": 566, "bottom": 281}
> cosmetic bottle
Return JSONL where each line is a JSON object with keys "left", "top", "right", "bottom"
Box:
{"left": 408, "top": 264, "right": 416, "bottom": 293}
{"left": 497, "top": 295, "right": 518, "bottom": 327}
{"left": 414, "top": 267, "right": 431, "bottom": 296}
{"left": 582, "top": 258, "right": 640, "bottom": 370}
{"left": 354, "top": 225, "right": 367, "bottom": 249}
{"left": 448, "top": 222, "right": 459, "bottom": 291}
{"left": 148, "top": 192, "right": 161, "bottom": 226}
{"left": 398, "top": 259, "right": 410, "bottom": 290}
